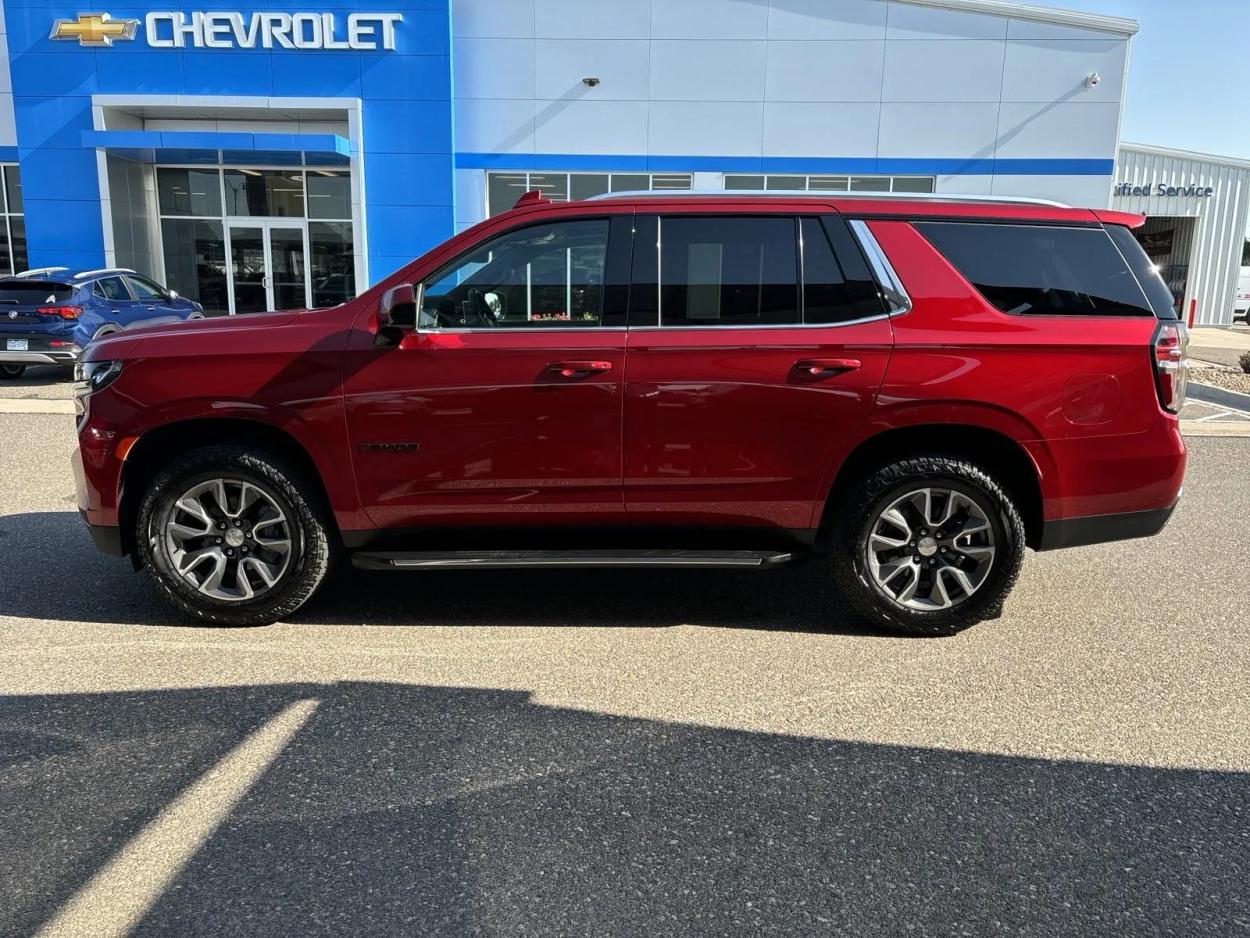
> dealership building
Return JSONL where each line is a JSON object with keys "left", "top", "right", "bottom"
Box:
{"left": 0, "top": 0, "right": 1247, "bottom": 323}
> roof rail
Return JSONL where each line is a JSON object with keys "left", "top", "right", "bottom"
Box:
{"left": 71, "top": 267, "right": 137, "bottom": 280}
{"left": 12, "top": 266, "right": 71, "bottom": 279}
{"left": 586, "top": 190, "right": 1072, "bottom": 208}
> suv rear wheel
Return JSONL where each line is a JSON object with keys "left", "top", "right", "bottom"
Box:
{"left": 136, "top": 445, "right": 331, "bottom": 626}
{"left": 832, "top": 456, "right": 1025, "bottom": 636}
{"left": 0, "top": 364, "right": 26, "bottom": 380}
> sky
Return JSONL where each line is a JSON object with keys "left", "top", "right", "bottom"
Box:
{"left": 1053, "top": 0, "right": 1250, "bottom": 159}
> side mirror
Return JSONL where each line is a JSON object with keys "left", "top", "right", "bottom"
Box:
{"left": 376, "top": 282, "right": 421, "bottom": 347}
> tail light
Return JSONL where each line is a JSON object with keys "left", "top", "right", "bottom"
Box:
{"left": 38, "top": 305, "right": 84, "bottom": 320}
{"left": 1152, "top": 321, "right": 1188, "bottom": 414}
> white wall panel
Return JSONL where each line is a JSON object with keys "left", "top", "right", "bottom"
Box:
{"left": 990, "top": 173, "right": 1110, "bottom": 207}
{"left": 533, "top": 0, "right": 651, "bottom": 39}
{"left": 454, "top": 168, "right": 485, "bottom": 226}
{"left": 995, "top": 102, "right": 1120, "bottom": 157}
{"left": 650, "top": 41, "right": 766, "bottom": 102}
{"left": 885, "top": 3, "right": 1006, "bottom": 40}
{"left": 766, "top": 0, "right": 887, "bottom": 40}
{"left": 649, "top": 102, "right": 764, "bottom": 156}
{"left": 653, "top": 0, "right": 769, "bottom": 40}
{"left": 881, "top": 39, "right": 1004, "bottom": 102}
{"left": 1001, "top": 39, "right": 1126, "bottom": 104}
{"left": 534, "top": 40, "right": 650, "bottom": 100}
{"left": 534, "top": 100, "right": 649, "bottom": 154}
{"left": 454, "top": 99, "right": 535, "bottom": 154}
{"left": 935, "top": 173, "right": 994, "bottom": 194}
{"left": 765, "top": 41, "right": 884, "bottom": 103}
{"left": 454, "top": 39, "right": 535, "bottom": 99}
{"left": 878, "top": 102, "right": 999, "bottom": 157}
{"left": 451, "top": 0, "right": 535, "bottom": 39}
{"left": 762, "top": 102, "right": 880, "bottom": 157}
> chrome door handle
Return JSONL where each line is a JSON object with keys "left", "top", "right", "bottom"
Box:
{"left": 794, "top": 358, "right": 862, "bottom": 378}
{"left": 546, "top": 360, "right": 613, "bottom": 378}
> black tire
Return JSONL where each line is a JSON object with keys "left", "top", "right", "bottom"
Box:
{"left": 136, "top": 445, "right": 331, "bottom": 626}
{"left": 831, "top": 456, "right": 1025, "bottom": 637}
{"left": 0, "top": 363, "right": 26, "bottom": 380}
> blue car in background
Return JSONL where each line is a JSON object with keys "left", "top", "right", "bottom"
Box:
{"left": 0, "top": 267, "right": 204, "bottom": 379}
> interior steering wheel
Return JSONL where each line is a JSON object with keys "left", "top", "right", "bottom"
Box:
{"left": 466, "top": 288, "right": 497, "bottom": 328}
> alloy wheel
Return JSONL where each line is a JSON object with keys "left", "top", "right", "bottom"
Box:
{"left": 163, "top": 478, "right": 294, "bottom": 602}
{"left": 865, "top": 486, "right": 996, "bottom": 612}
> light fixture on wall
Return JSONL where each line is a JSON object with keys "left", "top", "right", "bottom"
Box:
{"left": 582, "top": 76, "right": 600, "bottom": 87}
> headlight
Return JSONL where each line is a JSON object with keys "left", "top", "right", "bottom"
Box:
{"left": 73, "top": 360, "right": 124, "bottom": 395}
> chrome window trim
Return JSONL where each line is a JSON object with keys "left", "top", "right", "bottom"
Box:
{"left": 848, "top": 219, "right": 912, "bottom": 317}
{"left": 415, "top": 325, "right": 627, "bottom": 334}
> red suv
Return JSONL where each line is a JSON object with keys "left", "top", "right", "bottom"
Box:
{"left": 72, "top": 193, "right": 1188, "bottom": 635}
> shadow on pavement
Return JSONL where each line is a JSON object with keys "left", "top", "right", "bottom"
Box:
{"left": 0, "top": 511, "right": 875, "bottom": 635}
{"left": 0, "top": 682, "right": 1245, "bottom": 936}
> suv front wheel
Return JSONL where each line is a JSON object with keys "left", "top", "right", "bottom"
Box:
{"left": 832, "top": 457, "right": 1025, "bottom": 636}
{"left": 136, "top": 445, "right": 331, "bottom": 626}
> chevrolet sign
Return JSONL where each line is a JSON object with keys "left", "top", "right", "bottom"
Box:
{"left": 52, "top": 11, "right": 403, "bottom": 50}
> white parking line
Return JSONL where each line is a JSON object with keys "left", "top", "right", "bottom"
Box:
{"left": 34, "top": 699, "right": 319, "bottom": 938}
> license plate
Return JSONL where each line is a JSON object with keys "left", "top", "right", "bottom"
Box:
{"left": 6, "top": 339, "right": 27, "bottom": 351}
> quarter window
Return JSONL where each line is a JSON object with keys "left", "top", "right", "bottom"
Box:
{"left": 801, "top": 217, "right": 886, "bottom": 323}
{"left": 659, "top": 217, "right": 799, "bottom": 328}
{"left": 916, "top": 222, "right": 1154, "bottom": 317}
{"left": 420, "top": 220, "right": 610, "bottom": 329}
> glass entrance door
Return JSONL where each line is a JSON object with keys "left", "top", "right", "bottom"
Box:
{"left": 227, "top": 221, "right": 308, "bottom": 314}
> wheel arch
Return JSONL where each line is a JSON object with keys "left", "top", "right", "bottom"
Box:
{"left": 118, "top": 416, "right": 340, "bottom": 563}
{"left": 819, "top": 423, "right": 1046, "bottom": 550}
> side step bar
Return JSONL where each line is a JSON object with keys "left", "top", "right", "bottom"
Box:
{"left": 352, "top": 549, "right": 795, "bottom": 571}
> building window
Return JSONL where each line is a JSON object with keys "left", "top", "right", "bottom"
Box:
{"left": 156, "top": 166, "right": 354, "bottom": 315}
{"left": 0, "top": 165, "right": 27, "bottom": 275}
{"left": 486, "top": 172, "right": 693, "bottom": 216}
{"left": 724, "top": 174, "right": 936, "bottom": 194}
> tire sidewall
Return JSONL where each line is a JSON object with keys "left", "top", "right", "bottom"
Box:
{"left": 833, "top": 457, "right": 1025, "bottom": 636}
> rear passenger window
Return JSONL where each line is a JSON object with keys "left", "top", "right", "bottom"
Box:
{"left": 915, "top": 221, "right": 1153, "bottom": 317}
{"left": 93, "top": 277, "right": 130, "bottom": 301}
{"left": 802, "top": 217, "right": 886, "bottom": 323}
{"left": 660, "top": 217, "right": 798, "bottom": 327}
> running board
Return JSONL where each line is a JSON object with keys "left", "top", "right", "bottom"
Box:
{"left": 352, "top": 549, "right": 795, "bottom": 571}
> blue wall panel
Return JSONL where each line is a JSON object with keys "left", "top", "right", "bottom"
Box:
{"left": 3, "top": 0, "right": 456, "bottom": 279}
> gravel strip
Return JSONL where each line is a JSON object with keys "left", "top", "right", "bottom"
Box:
{"left": 1191, "top": 370, "right": 1250, "bottom": 396}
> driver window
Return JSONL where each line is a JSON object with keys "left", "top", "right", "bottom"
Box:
{"left": 420, "top": 219, "right": 609, "bottom": 329}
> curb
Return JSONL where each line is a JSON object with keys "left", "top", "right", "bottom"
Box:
{"left": 0, "top": 399, "right": 75, "bottom": 415}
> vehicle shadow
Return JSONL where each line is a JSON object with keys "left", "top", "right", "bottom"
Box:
{"left": 0, "top": 511, "right": 879, "bottom": 636}
{"left": 2, "top": 681, "right": 1245, "bottom": 937}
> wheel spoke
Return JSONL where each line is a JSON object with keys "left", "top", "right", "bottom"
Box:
{"left": 868, "top": 484, "right": 997, "bottom": 613}
{"left": 164, "top": 477, "right": 293, "bottom": 602}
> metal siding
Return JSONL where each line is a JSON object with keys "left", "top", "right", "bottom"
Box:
{"left": 1113, "top": 146, "right": 1250, "bottom": 326}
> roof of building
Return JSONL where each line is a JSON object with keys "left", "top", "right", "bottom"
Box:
{"left": 901, "top": 0, "right": 1138, "bottom": 36}
{"left": 1120, "top": 142, "right": 1250, "bottom": 172}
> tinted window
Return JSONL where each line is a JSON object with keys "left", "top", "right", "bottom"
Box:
{"left": 306, "top": 171, "right": 351, "bottom": 220}
{"left": 157, "top": 168, "right": 221, "bottom": 217}
{"left": 802, "top": 216, "right": 886, "bottom": 323}
{"left": 94, "top": 277, "right": 130, "bottom": 301}
{"left": 421, "top": 219, "right": 609, "bottom": 328}
{"left": 0, "top": 280, "right": 73, "bottom": 304}
{"left": 1106, "top": 225, "right": 1178, "bottom": 319}
{"left": 659, "top": 216, "right": 798, "bottom": 327}
{"left": 916, "top": 222, "right": 1152, "bottom": 317}
{"left": 222, "top": 170, "right": 304, "bottom": 217}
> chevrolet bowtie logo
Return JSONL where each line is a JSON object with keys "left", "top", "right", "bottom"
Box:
{"left": 50, "top": 13, "right": 139, "bottom": 46}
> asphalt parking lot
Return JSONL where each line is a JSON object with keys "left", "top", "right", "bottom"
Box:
{"left": 1, "top": 375, "right": 1249, "bottom": 936}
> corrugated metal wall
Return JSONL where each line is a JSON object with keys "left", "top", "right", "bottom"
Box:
{"left": 1113, "top": 147, "right": 1250, "bottom": 326}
